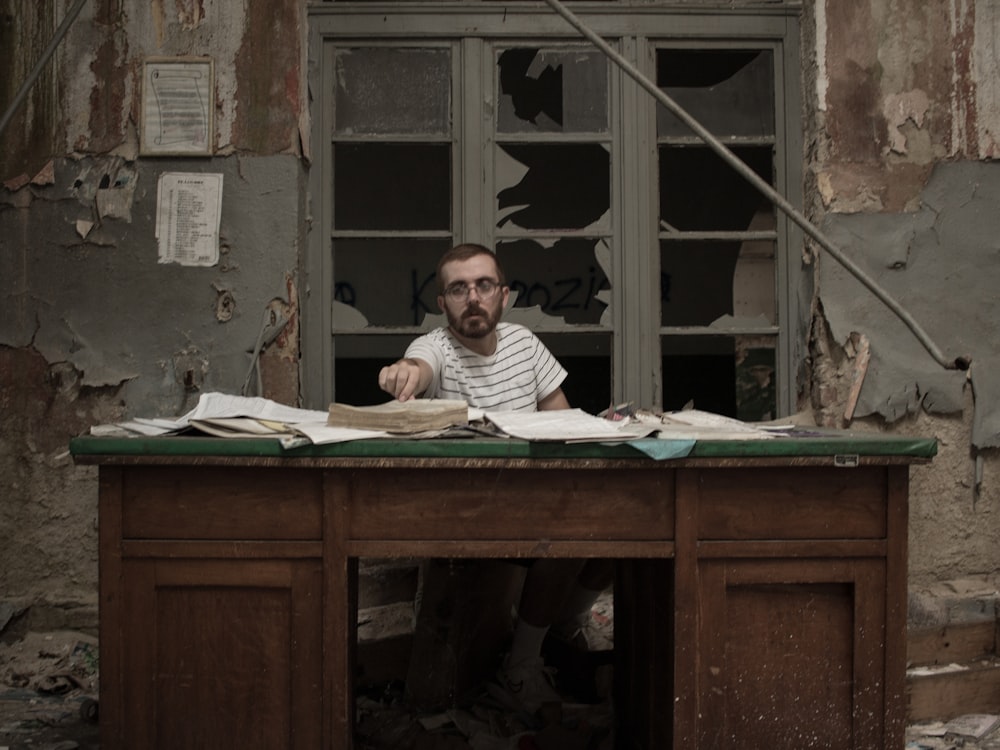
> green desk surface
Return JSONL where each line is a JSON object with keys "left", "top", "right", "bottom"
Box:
{"left": 69, "top": 429, "right": 937, "bottom": 462}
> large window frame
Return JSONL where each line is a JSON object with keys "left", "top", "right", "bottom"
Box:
{"left": 304, "top": 5, "right": 805, "bottom": 416}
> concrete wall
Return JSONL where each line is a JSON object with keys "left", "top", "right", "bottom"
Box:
{"left": 0, "top": 0, "right": 998, "bottom": 632}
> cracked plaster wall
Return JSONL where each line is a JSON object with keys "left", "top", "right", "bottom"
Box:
{"left": 811, "top": 0, "right": 1000, "bottom": 586}
{"left": 0, "top": 0, "right": 307, "bottom": 626}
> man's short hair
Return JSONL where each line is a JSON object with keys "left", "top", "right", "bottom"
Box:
{"left": 436, "top": 243, "right": 506, "bottom": 292}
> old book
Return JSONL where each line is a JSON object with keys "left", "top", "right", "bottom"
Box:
{"left": 327, "top": 399, "right": 468, "bottom": 434}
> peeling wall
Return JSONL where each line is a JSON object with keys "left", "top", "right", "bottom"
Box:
{"left": 0, "top": 0, "right": 307, "bottom": 622}
{"left": 810, "top": 0, "right": 1000, "bottom": 586}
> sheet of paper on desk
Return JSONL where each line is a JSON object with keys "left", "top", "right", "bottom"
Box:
{"left": 291, "top": 422, "right": 390, "bottom": 444}
{"left": 484, "top": 408, "right": 657, "bottom": 442}
{"left": 182, "top": 392, "right": 329, "bottom": 425}
{"left": 642, "top": 409, "right": 775, "bottom": 440}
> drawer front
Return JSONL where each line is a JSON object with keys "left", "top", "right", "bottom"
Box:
{"left": 122, "top": 466, "right": 323, "bottom": 540}
{"left": 695, "top": 466, "right": 888, "bottom": 540}
{"left": 344, "top": 467, "right": 676, "bottom": 542}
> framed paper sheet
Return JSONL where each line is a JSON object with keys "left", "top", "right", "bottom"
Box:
{"left": 141, "top": 57, "right": 214, "bottom": 156}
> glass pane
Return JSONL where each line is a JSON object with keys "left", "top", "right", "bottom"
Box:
{"left": 497, "top": 238, "right": 610, "bottom": 325}
{"left": 496, "top": 143, "right": 610, "bottom": 231}
{"left": 661, "top": 238, "right": 775, "bottom": 326}
{"left": 656, "top": 49, "right": 774, "bottom": 138}
{"left": 334, "top": 143, "right": 450, "bottom": 231}
{"left": 661, "top": 335, "right": 776, "bottom": 421}
{"left": 334, "top": 48, "right": 451, "bottom": 135}
{"left": 659, "top": 145, "right": 772, "bottom": 232}
{"left": 333, "top": 238, "right": 453, "bottom": 327}
{"left": 538, "top": 333, "right": 612, "bottom": 416}
{"left": 496, "top": 48, "right": 608, "bottom": 134}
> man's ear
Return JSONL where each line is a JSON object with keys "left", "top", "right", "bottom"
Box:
{"left": 500, "top": 286, "right": 512, "bottom": 312}
{"left": 437, "top": 295, "right": 446, "bottom": 313}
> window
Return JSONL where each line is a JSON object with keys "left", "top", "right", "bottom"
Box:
{"left": 304, "top": 6, "right": 805, "bottom": 419}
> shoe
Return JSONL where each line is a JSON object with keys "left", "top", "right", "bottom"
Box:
{"left": 489, "top": 655, "right": 562, "bottom": 714}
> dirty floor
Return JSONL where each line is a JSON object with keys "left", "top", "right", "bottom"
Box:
{"left": 3, "top": 626, "right": 1000, "bottom": 750}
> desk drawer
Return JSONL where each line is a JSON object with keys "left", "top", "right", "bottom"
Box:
{"left": 343, "top": 467, "right": 676, "bottom": 542}
{"left": 121, "top": 466, "right": 323, "bottom": 540}
{"left": 695, "top": 466, "right": 888, "bottom": 540}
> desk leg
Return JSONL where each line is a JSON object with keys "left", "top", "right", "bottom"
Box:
{"left": 615, "top": 558, "right": 675, "bottom": 749}
{"left": 326, "top": 471, "right": 357, "bottom": 748}
{"left": 672, "top": 469, "right": 699, "bottom": 749}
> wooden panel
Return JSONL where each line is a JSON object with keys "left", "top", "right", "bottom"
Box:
{"left": 122, "top": 466, "right": 323, "bottom": 540}
{"left": 696, "top": 558, "right": 888, "bottom": 750}
{"left": 696, "top": 467, "right": 887, "bottom": 540}
{"left": 121, "top": 558, "right": 323, "bottom": 750}
{"left": 344, "top": 468, "right": 675, "bottom": 542}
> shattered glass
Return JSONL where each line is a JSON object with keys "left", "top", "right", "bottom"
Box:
{"left": 496, "top": 143, "right": 610, "bottom": 232}
{"left": 656, "top": 49, "right": 774, "bottom": 139}
{"left": 496, "top": 48, "right": 608, "bottom": 134}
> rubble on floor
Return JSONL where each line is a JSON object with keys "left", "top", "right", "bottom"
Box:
{"left": 0, "top": 631, "right": 99, "bottom": 750}
{"left": 354, "top": 593, "right": 616, "bottom": 750}
{"left": 906, "top": 714, "right": 1000, "bottom": 749}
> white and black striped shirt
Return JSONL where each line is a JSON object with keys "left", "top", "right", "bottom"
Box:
{"left": 405, "top": 323, "right": 567, "bottom": 412}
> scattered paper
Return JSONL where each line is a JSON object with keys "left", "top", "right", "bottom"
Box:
{"left": 483, "top": 408, "right": 657, "bottom": 443}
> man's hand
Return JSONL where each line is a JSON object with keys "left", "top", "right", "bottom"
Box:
{"left": 378, "top": 358, "right": 431, "bottom": 401}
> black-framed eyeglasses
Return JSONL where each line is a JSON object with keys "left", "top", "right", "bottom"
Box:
{"left": 443, "top": 278, "right": 501, "bottom": 302}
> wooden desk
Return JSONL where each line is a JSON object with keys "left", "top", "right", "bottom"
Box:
{"left": 71, "top": 432, "right": 935, "bottom": 749}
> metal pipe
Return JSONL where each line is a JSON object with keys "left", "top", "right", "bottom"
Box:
{"left": 542, "top": 0, "right": 969, "bottom": 371}
{"left": 0, "top": 0, "right": 90, "bottom": 139}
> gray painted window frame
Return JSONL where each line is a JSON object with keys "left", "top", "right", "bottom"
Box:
{"left": 303, "top": 5, "right": 805, "bottom": 415}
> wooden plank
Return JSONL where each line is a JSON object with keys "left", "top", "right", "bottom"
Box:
{"left": 98, "top": 467, "right": 124, "bottom": 750}
{"left": 908, "top": 621, "right": 997, "bottom": 667}
{"left": 884, "top": 467, "right": 909, "bottom": 750}
{"left": 907, "top": 663, "right": 1000, "bottom": 721}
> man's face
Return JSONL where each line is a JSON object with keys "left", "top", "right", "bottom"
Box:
{"left": 437, "top": 254, "right": 509, "bottom": 339}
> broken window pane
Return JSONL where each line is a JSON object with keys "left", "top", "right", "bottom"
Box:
{"left": 334, "top": 143, "right": 451, "bottom": 231}
{"left": 661, "top": 238, "right": 775, "bottom": 326}
{"left": 335, "top": 334, "right": 418, "bottom": 406}
{"left": 661, "top": 334, "right": 776, "bottom": 420}
{"left": 656, "top": 49, "right": 774, "bottom": 139}
{"left": 496, "top": 48, "right": 608, "bottom": 134}
{"left": 496, "top": 238, "right": 610, "bottom": 325}
{"left": 496, "top": 143, "right": 610, "bottom": 231}
{"left": 333, "top": 238, "right": 453, "bottom": 327}
{"left": 659, "top": 145, "right": 772, "bottom": 232}
{"left": 334, "top": 48, "right": 451, "bottom": 135}
{"left": 539, "top": 333, "right": 612, "bottom": 416}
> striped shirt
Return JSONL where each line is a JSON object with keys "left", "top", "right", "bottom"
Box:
{"left": 405, "top": 322, "right": 567, "bottom": 412}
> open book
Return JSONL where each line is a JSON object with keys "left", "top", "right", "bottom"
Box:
{"left": 327, "top": 399, "right": 469, "bottom": 434}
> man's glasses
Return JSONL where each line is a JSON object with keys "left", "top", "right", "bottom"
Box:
{"left": 443, "top": 278, "right": 501, "bottom": 302}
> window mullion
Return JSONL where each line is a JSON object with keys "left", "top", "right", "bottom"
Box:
{"left": 616, "top": 35, "right": 661, "bottom": 409}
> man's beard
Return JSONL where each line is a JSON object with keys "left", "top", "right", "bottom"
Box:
{"left": 447, "top": 299, "right": 501, "bottom": 339}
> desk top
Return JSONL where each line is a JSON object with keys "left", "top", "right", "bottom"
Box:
{"left": 70, "top": 429, "right": 937, "bottom": 467}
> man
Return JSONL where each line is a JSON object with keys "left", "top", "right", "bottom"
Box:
{"left": 379, "top": 243, "right": 611, "bottom": 713}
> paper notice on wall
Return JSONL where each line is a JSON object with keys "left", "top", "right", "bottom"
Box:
{"left": 155, "top": 172, "right": 223, "bottom": 266}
